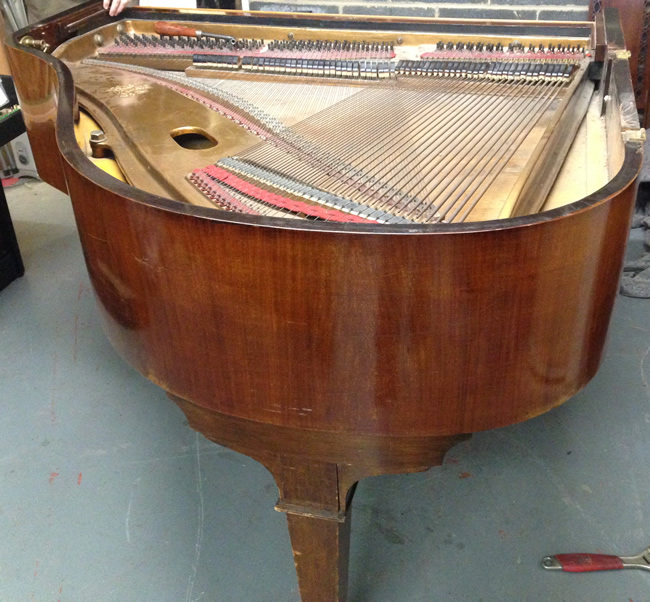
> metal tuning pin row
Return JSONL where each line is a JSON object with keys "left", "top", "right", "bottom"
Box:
{"left": 266, "top": 39, "right": 394, "bottom": 53}
{"left": 432, "top": 40, "right": 585, "bottom": 54}
{"left": 193, "top": 54, "right": 239, "bottom": 69}
{"left": 113, "top": 33, "right": 261, "bottom": 51}
{"left": 395, "top": 60, "right": 575, "bottom": 81}
{"left": 114, "top": 34, "right": 161, "bottom": 47}
{"left": 238, "top": 57, "right": 394, "bottom": 79}
{"left": 112, "top": 34, "right": 394, "bottom": 54}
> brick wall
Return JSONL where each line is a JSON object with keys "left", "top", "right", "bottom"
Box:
{"left": 248, "top": 0, "right": 590, "bottom": 22}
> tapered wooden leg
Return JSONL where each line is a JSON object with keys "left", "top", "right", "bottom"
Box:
{"left": 285, "top": 507, "right": 352, "bottom": 602}
{"left": 272, "top": 457, "right": 355, "bottom": 602}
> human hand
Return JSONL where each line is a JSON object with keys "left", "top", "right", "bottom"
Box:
{"left": 103, "top": 0, "right": 131, "bottom": 17}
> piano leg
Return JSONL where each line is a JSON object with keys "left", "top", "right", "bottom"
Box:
{"left": 168, "top": 393, "right": 469, "bottom": 601}
{"left": 272, "top": 458, "right": 355, "bottom": 602}
{"left": 285, "top": 507, "right": 352, "bottom": 602}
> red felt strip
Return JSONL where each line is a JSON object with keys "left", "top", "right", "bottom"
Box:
{"left": 202, "top": 165, "right": 377, "bottom": 223}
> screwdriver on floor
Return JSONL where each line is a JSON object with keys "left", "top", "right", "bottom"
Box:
{"left": 543, "top": 545, "right": 650, "bottom": 572}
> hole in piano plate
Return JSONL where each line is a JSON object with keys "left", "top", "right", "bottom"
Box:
{"left": 170, "top": 127, "right": 217, "bottom": 150}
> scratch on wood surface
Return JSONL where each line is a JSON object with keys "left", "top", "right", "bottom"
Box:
{"left": 86, "top": 232, "right": 109, "bottom": 244}
{"left": 185, "top": 433, "right": 205, "bottom": 602}
{"left": 133, "top": 254, "right": 166, "bottom": 272}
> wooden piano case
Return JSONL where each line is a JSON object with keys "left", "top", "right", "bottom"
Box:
{"left": 6, "top": 4, "right": 644, "bottom": 599}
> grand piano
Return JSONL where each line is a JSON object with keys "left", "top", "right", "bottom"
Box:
{"left": 7, "top": 3, "right": 643, "bottom": 599}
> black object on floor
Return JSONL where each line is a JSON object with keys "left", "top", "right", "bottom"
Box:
{"left": 0, "top": 107, "right": 26, "bottom": 292}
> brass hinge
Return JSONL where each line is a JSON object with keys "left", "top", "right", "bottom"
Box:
{"left": 19, "top": 36, "right": 51, "bottom": 53}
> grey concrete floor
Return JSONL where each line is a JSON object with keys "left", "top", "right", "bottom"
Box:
{"left": 1, "top": 180, "right": 649, "bottom": 602}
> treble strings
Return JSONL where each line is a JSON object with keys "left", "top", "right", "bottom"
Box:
{"left": 239, "top": 76, "right": 564, "bottom": 222}
{"left": 389, "top": 78, "right": 562, "bottom": 222}
{"left": 441, "top": 80, "right": 563, "bottom": 222}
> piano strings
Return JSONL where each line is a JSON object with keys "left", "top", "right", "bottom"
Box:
{"left": 83, "top": 36, "right": 588, "bottom": 223}
{"left": 236, "top": 77, "right": 566, "bottom": 223}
